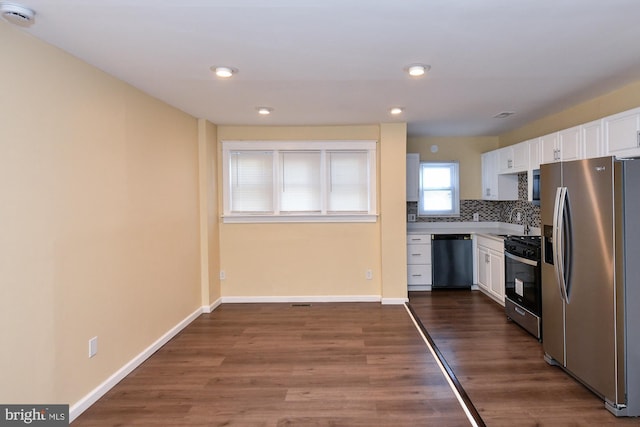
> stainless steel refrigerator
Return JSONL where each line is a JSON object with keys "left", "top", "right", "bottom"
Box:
{"left": 541, "top": 156, "right": 640, "bottom": 417}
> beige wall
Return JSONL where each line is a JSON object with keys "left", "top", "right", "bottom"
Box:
{"left": 407, "top": 136, "right": 499, "bottom": 199}
{"left": 0, "top": 21, "right": 201, "bottom": 405}
{"left": 216, "top": 125, "right": 406, "bottom": 300}
{"left": 379, "top": 123, "right": 409, "bottom": 300}
{"left": 500, "top": 80, "right": 640, "bottom": 146}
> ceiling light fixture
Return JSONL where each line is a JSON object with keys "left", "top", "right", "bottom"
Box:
{"left": 493, "top": 111, "right": 515, "bottom": 119}
{"left": 256, "top": 106, "right": 273, "bottom": 115}
{"left": 405, "top": 64, "right": 431, "bottom": 77}
{"left": 390, "top": 107, "right": 404, "bottom": 115}
{"left": 0, "top": 2, "right": 36, "bottom": 26}
{"left": 211, "top": 66, "right": 238, "bottom": 78}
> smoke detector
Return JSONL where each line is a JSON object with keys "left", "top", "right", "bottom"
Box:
{"left": 0, "top": 2, "right": 36, "bottom": 26}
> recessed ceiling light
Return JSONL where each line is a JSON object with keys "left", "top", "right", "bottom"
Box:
{"left": 211, "top": 66, "right": 238, "bottom": 78}
{"left": 405, "top": 64, "right": 431, "bottom": 77}
{"left": 256, "top": 106, "right": 273, "bottom": 115}
{"left": 390, "top": 107, "right": 404, "bottom": 115}
{"left": 0, "top": 2, "right": 36, "bottom": 26}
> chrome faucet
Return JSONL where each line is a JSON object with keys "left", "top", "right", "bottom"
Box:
{"left": 508, "top": 207, "right": 529, "bottom": 235}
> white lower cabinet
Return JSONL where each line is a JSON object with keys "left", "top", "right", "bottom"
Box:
{"left": 407, "top": 233, "right": 432, "bottom": 291}
{"left": 476, "top": 235, "right": 505, "bottom": 305}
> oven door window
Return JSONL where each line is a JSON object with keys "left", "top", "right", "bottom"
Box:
{"left": 504, "top": 253, "right": 541, "bottom": 315}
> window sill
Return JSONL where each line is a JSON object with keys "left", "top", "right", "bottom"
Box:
{"left": 222, "top": 214, "right": 378, "bottom": 224}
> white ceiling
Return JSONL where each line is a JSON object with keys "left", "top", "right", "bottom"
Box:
{"left": 10, "top": 0, "right": 640, "bottom": 136}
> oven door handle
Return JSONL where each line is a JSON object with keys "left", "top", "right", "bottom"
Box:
{"left": 505, "top": 251, "right": 538, "bottom": 267}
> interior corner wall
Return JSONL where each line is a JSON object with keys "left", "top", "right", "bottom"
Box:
{"left": 499, "top": 79, "right": 640, "bottom": 146}
{"left": 198, "top": 119, "right": 221, "bottom": 306}
{"left": 0, "top": 21, "right": 201, "bottom": 406}
{"left": 216, "top": 125, "right": 385, "bottom": 299}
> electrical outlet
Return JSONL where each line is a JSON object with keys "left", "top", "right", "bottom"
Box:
{"left": 407, "top": 214, "right": 416, "bottom": 222}
{"left": 516, "top": 212, "right": 521, "bottom": 222}
{"left": 366, "top": 269, "right": 373, "bottom": 280}
{"left": 89, "top": 336, "right": 98, "bottom": 358}
{"left": 219, "top": 270, "right": 226, "bottom": 280}
{"left": 473, "top": 212, "right": 479, "bottom": 222}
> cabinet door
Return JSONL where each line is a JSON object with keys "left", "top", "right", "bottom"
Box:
{"left": 512, "top": 142, "right": 529, "bottom": 172}
{"left": 489, "top": 249, "right": 505, "bottom": 303}
{"left": 582, "top": 120, "right": 602, "bottom": 159}
{"left": 481, "top": 152, "right": 497, "bottom": 200}
{"left": 406, "top": 153, "right": 420, "bottom": 202}
{"left": 604, "top": 108, "right": 640, "bottom": 157}
{"left": 540, "top": 132, "right": 559, "bottom": 164}
{"left": 498, "top": 147, "right": 514, "bottom": 173}
{"left": 529, "top": 138, "right": 541, "bottom": 170}
{"left": 558, "top": 126, "right": 582, "bottom": 161}
{"left": 477, "top": 246, "right": 490, "bottom": 292}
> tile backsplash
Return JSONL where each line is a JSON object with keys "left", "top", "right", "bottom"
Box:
{"left": 408, "top": 172, "right": 541, "bottom": 228}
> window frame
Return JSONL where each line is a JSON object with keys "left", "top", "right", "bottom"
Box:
{"left": 418, "top": 161, "right": 460, "bottom": 217}
{"left": 222, "top": 140, "right": 377, "bottom": 223}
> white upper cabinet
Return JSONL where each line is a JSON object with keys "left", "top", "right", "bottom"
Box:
{"left": 558, "top": 125, "right": 582, "bottom": 161}
{"left": 540, "top": 132, "right": 560, "bottom": 164}
{"left": 498, "top": 142, "right": 528, "bottom": 174}
{"left": 582, "top": 119, "right": 603, "bottom": 159}
{"left": 482, "top": 151, "right": 518, "bottom": 200}
{"left": 604, "top": 107, "right": 640, "bottom": 158}
{"left": 540, "top": 127, "right": 582, "bottom": 165}
{"left": 512, "top": 142, "right": 529, "bottom": 171}
{"left": 406, "top": 153, "right": 420, "bottom": 202}
{"left": 529, "top": 138, "right": 541, "bottom": 170}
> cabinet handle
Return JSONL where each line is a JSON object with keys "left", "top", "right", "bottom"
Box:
{"left": 410, "top": 238, "right": 421, "bottom": 241}
{"left": 411, "top": 253, "right": 422, "bottom": 256}
{"left": 637, "top": 130, "right": 640, "bottom": 147}
{"left": 411, "top": 274, "right": 422, "bottom": 277}
{"left": 508, "top": 159, "right": 513, "bottom": 168}
{"left": 514, "top": 306, "right": 526, "bottom": 316}
{"left": 485, "top": 254, "right": 490, "bottom": 263}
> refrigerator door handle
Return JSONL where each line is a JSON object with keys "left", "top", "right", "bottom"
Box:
{"left": 553, "top": 187, "right": 569, "bottom": 302}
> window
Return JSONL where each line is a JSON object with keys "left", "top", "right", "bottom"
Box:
{"left": 222, "top": 140, "right": 377, "bottom": 223}
{"left": 418, "top": 162, "right": 460, "bottom": 217}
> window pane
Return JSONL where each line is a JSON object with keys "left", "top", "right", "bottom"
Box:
{"left": 280, "top": 151, "right": 321, "bottom": 212}
{"left": 422, "top": 190, "right": 453, "bottom": 211}
{"left": 418, "top": 161, "right": 459, "bottom": 216}
{"left": 422, "top": 166, "right": 451, "bottom": 189}
{"left": 328, "top": 151, "right": 368, "bottom": 212}
{"left": 230, "top": 151, "right": 273, "bottom": 212}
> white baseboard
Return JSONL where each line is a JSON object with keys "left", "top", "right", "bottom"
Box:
{"left": 381, "top": 298, "right": 409, "bottom": 305}
{"left": 69, "top": 305, "right": 209, "bottom": 422}
{"left": 202, "top": 297, "right": 222, "bottom": 313}
{"left": 221, "top": 295, "right": 382, "bottom": 303}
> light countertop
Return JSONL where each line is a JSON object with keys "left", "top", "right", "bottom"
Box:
{"left": 407, "top": 221, "right": 541, "bottom": 237}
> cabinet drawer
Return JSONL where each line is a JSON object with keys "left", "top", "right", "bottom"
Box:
{"left": 476, "top": 236, "right": 504, "bottom": 253}
{"left": 407, "top": 244, "right": 431, "bottom": 264}
{"left": 407, "top": 264, "right": 432, "bottom": 285}
{"left": 407, "top": 234, "right": 430, "bottom": 244}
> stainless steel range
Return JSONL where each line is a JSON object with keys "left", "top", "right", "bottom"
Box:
{"left": 504, "top": 235, "right": 542, "bottom": 341}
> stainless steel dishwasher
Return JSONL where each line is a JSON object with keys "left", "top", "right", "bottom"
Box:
{"left": 431, "top": 234, "right": 473, "bottom": 289}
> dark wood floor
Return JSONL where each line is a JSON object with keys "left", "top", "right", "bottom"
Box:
{"left": 409, "top": 290, "right": 640, "bottom": 427}
{"left": 73, "top": 293, "right": 640, "bottom": 426}
{"left": 73, "top": 303, "right": 471, "bottom": 426}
